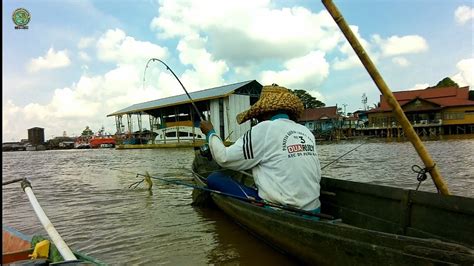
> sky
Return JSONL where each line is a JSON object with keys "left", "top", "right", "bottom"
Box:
{"left": 3, "top": 0, "right": 473, "bottom": 141}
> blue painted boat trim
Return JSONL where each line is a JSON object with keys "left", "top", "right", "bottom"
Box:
{"left": 2, "top": 224, "right": 32, "bottom": 242}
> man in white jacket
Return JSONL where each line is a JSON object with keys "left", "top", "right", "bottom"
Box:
{"left": 200, "top": 84, "right": 321, "bottom": 213}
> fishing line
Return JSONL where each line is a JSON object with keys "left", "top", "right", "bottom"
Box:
{"left": 321, "top": 142, "right": 365, "bottom": 170}
{"left": 112, "top": 168, "right": 334, "bottom": 219}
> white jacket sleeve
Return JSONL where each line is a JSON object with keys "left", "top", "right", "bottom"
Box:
{"left": 208, "top": 126, "right": 264, "bottom": 171}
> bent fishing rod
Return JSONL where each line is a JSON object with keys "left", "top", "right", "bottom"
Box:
{"left": 114, "top": 169, "right": 334, "bottom": 220}
{"left": 144, "top": 58, "right": 211, "bottom": 157}
{"left": 144, "top": 58, "right": 205, "bottom": 122}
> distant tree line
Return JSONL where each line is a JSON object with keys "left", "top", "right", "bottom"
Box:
{"left": 434, "top": 77, "right": 459, "bottom": 88}
{"left": 290, "top": 89, "right": 325, "bottom": 108}
{"left": 433, "top": 77, "right": 473, "bottom": 100}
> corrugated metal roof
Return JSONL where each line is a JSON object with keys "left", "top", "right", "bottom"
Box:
{"left": 108, "top": 80, "right": 256, "bottom": 116}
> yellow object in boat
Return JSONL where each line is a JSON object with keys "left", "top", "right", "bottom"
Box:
{"left": 29, "top": 239, "right": 50, "bottom": 259}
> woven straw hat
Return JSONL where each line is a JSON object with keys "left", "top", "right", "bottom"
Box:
{"left": 236, "top": 84, "right": 304, "bottom": 124}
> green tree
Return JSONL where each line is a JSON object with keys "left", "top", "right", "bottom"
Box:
{"left": 291, "top": 89, "right": 325, "bottom": 108}
{"left": 81, "top": 126, "right": 94, "bottom": 136}
{"left": 435, "top": 77, "right": 459, "bottom": 88}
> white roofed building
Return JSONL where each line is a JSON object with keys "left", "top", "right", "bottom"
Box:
{"left": 107, "top": 80, "right": 262, "bottom": 148}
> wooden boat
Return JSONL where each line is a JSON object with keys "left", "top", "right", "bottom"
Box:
{"left": 191, "top": 158, "right": 474, "bottom": 265}
{"left": 188, "top": 0, "right": 473, "bottom": 263}
{"left": 3, "top": 225, "right": 104, "bottom": 265}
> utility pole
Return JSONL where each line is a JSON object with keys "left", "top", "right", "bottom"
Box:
{"left": 342, "top": 104, "right": 348, "bottom": 116}
{"left": 362, "top": 93, "right": 368, "bottom": 111}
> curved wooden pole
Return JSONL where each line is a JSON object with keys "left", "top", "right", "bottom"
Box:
{"left": 321, "top": 0, "right": 450, "bottom": 195}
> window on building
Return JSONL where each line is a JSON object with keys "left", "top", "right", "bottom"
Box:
{"left": 166, "top": 132, "right": 177, "bottom": 137}
{"left": 443, "top": 112, "right": 464, "bottom": 120}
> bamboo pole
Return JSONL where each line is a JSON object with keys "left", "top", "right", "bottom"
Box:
{"left": 321, "top": 0, "right": 450, "bottom": 195}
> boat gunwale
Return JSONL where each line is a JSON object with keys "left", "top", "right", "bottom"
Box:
{"left": 192, "top": 171, "right": 474, "bottom": 264}
{"left": 321, "top": 177, "right": 474, "bottom": 215}
{"left": 210, "top": 191, "right": 474, "bottom": 265}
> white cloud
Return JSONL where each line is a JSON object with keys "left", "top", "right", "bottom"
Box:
{"left": 451, "top": 58, "right": 474, "bottom": 87}
{"left": 332, "top": 55, "right": 362, "bottom": 71}
{"left": 27, "top": 48, "right": 71, "bottom": 73}
{"left": 455, "top": 6, "right": 474, "bottom": 25}
{"left": 404, "top": 58, "right": 472, "bottom": 92}
{"left": 79, "top": 51, "right": 91, "bottom": 61}
{"left": 97, "top": 28, "right": 169, "bottom": 64}
{"left": 2, "top": 100, "right": 20, "bottom": 132}
{"left": 404, "top": 83, "right": 429, "bottom": 91}
{"left": 2, "top": 102, "right": 26, "bottom": 141}
{"left": 3, "top": 29, "right": 175, "bottom": 141}
{"left": 332, "top": 32, "right": 426, "bottom": 71}
{"left": 3, "top": 63, "right": 162, "bottom": 140}
{"left": 7, "top": 2, "right": 467, "bottom": 141}
{"left": 151, "top": 1, "right": 341, "bottom": 66}
{"left": 78, "top": 37, "right": 95, "bottom": 49}
{"left": 332, "top": 25, "right": 372, "bottom": 70}
{"left": 392, "top": 57, "right": 410, "bottom": 67}
{"left": 260, "top": 51, "right": 329, "bottom": 89}
{"left": 177, "top": 35, "right": 228, "bottom": 90}
{"left": 308, "top": 90, "right": 325, "bottom": 103}
{"left": 373, "top": 34, "right": 428, "bottom": 56}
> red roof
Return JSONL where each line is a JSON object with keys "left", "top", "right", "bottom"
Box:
{"left": 374, "top": 86, "right": 473, "bottom": 112}
{"left": 299, "top": 106, "right": 339, "bottom": 122}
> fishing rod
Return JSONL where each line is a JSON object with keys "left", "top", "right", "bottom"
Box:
{"left": 114, "top": 169, "right": 334, "bottom": 220}
{"left": 144, "top": 58, "right": 205, "bottom": 122}
{"left": 144, "top": 58, "right": 211, "bottom": 158}
{"left": 321, "top": 143, "right": 364, "bottom": 170}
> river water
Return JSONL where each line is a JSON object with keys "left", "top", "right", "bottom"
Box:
{"left": 2, "top": 139, "right": 473, "bottom": 265}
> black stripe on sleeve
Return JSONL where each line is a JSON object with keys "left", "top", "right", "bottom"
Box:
{"left": 243, "top": 131, "right": 248, "bottom": 159}
{"left": 248, "top": 129, "right": 254, "bottom": 159}
{"left": 245, "top": 131, "right": 252, "bottom": 160}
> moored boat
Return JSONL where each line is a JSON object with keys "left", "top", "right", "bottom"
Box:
{"left": 154, "top": 126, "right": 205, "bottom": 143}
{"left": 89, "top": 127, "right": 116, "bottom": 148}
{"left": 74, "top": 136, "right": 91, "bottom": 149}
{"left": 74, "top": 142, "right": 91, "bottom": 149}
{"left": 90, "top": 136, "right": 116, "bottom": 148}
{"left": 191, "top": 161, "right": 474, "bottom": 265}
